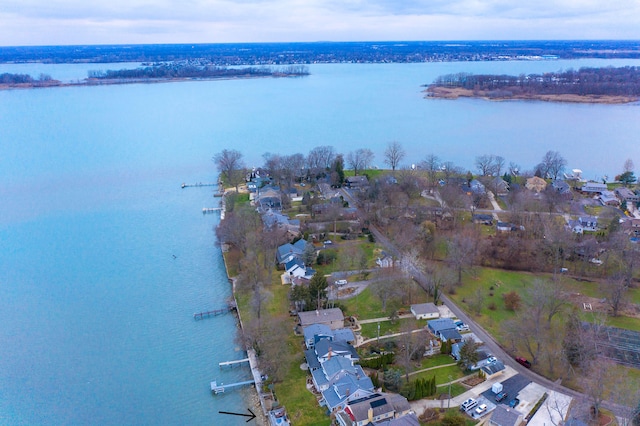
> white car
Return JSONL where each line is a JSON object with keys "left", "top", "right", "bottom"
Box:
{"left": 335, "top": 279, "right": 348, "bottom": 286}
{"left": 475, "top": 404, "right": 487, "bottom": 415}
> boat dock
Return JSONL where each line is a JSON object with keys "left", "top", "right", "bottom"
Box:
{"left": 181, "top": 182, "right": 217, "bottom": 188}
{"left": 219, "top": 358, "right": 250, "bottom": 368}
{"left": 193, "top": 307, "right": 232, "bottom": 320}
{"left": 202, "top": 207, "right": 222, "bottom": 214}
{"left": 210, "top": 379, "right": 255, "bottom": 394}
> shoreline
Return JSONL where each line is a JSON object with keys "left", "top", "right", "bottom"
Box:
{"left": 218, "top": 194, "right": 269, "bottom": 426}
{"left": 424, "top": 85, "right": 640, "bottom": 104}
{"left": 0, "top": 74, "right": 302, "bottom": 91}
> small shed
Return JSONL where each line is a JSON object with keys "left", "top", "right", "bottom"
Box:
{"left": 410, "top": 303, "right": 440, "bottom": 320}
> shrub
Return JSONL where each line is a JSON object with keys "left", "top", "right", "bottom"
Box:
{"left": 503, "top": 291, "right": 522, "bottom": 311}
{"left": 488, "top": 302, "right": 497, "bottom": 310}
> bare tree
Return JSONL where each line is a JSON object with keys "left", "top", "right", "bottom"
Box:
{"left": 579, "top": 359, "right": 615, "bottom": 420}
{"left": 446, "top": 229, "right": 480, "bottom": 285}
{"left": 307, "top": 145, "right": 335, "bottom": 174}
{"left": 213, "top": 149, "right": 245, "bottom": 191}
{"left": 347, "top": 148, "right": 375, "bottom": 176}
{"left": 384, "top": 141, "right": 405, "bottom": 172}
{"left": 538, "top": 150, "right": 567, "bottom": 180}
{"left": 397, "top": 319, "right": 426, "bottom": 383}
{"left": 422, "top": 154, "right": 440, "bottom": 187}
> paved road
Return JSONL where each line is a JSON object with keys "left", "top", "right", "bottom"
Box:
{"left": 339, "top": 187, "right": 629, "bottom": 417}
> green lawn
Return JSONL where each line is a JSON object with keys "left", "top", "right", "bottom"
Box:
{"left": 339, "top": 287, "right": 387, "bottom": 319}
{"left": 275, "top": 334, "right": 330, "bottom": 426}
{"left": 411, "top": 365, "right": 465, "bottom": 385}
{"left": 418, "top": 354, "right": 458, "bottom": 370}
{"left": 605, "top": 315, "right": 640, "bottom": 332}
{"left": 436, "top": 382, "right": 467, "bottom": 398}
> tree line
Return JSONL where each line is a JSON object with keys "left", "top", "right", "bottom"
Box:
{"left": 431, "top": 66, "right": 640, "bottom": 97}
{"left": 87, "top": 62, "right": 309, "bottom": 80}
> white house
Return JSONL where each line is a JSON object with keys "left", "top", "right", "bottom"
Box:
{"left": 410, "top": 303, "right": 440, "bottom": 320}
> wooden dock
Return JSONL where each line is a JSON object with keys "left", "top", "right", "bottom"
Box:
{"left": 219, "top": 358, "right": 250, "bottom": 368}
{"left": 193, "top": 307, "right": 231, "bottom": 320}
{"left": 202, "top": 207, "right": 222, "bottom": 214}
{"left": 181, "top": 182, "right": 217, "bottom": 188}
{"left": 210, "top": 379, "right": 255, "bottom": 394}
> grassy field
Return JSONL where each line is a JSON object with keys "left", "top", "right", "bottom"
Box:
{"left": 411, "top": 365, "right": 466, "bottom": 385}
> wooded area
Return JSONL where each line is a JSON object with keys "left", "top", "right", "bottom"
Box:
{"left": 429, "top": 66, "right": 640, "bottom": 98}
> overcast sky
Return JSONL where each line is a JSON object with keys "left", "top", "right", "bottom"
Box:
{"left": 1, "top": 0, "right": 639, "bottom": 46}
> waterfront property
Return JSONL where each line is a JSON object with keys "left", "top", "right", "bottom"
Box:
{"left": 298, "top": 308, "right": 345, "bottom": 330}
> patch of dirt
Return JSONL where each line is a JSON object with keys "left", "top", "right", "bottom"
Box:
{"left": 462, "top": 376, "right": 485, "bottom": 387}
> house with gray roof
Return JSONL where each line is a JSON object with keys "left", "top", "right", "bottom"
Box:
{"left": 615, "top": 187, "right": 639, "bottom": 203}
{"left": 298, "top": 308, "right": 345, "bottom": 330}
{"left": 336, "top": 393, "right": 412, "bottom": 426}
{"left": 489, "top": 405, "right": 523, "bottom": 426}
{"left": 312, "top": 357, "right": 367, "bottom": 392}
{"left": 373, "top": 413, "right": 420, "bottom": 426}
{"left": 599, "top": 190, "right": 620, "bottom": 206}
{"left": 410, "top": 303, "right": 440, "bottom": 320}
{"left": 481, "top": 359, "right": 506, "bottom": 377}
{"left": 581, "top": 182, "right": 607, "bottom": 193}
{"left": 314, "top": 339, "right": 359, "bottom": 363}
{"left": 303, "top": 324, "right": 355, "bottom": 349}
{"left": 321, "top": 374, "right": 375, "bottom": 413}
{"left": 427, "top": 318, "right": 460, "bottom": 341}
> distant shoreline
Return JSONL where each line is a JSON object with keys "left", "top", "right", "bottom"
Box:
{"left": 424, "top": 86, "right": 639, "bottom": 104}
{"left": 0, "top": 75, "right": 296, "bottom": 91}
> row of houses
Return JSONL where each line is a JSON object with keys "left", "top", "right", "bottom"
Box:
{"left": 299, "top": 309, "right": 419, "bottom": 425}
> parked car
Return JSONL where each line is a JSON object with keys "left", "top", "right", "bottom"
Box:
{"left": 454, "top": 320, "right": 469, "bottom": 331}
{"left": 508, "top": 398, "right": 520, "bottom": 408}
{"left": 475, "top": 404, "right": 488, "bottom": 415}
{"left": 460, "top": 398, "right": 478, "bottom": 412}
{"left": 515, "top": 356, "right": 532, "bottom": 368}
{"left": 335, "top": 279, "right": 348, "bottom": 286}
{"left": 495, "top": 391, "right": 508, "bottom": 402}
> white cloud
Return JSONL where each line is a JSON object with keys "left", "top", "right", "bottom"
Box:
{"left": 0, "top": 0, "right": 639, "bottom": 45}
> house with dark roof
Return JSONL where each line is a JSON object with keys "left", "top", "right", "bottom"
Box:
{"left": 336, "top": 393, "right": 412, "bottom": 426}
{"left": 427, "top": 318, "right": 461, "bottom": 342}
{"left": 314, "top": 339, "right": 359, "bottom": 363}
{"left": 481, "top": 359, "right": 506, "bottom": 377}
{"left": 345, "top": 175, "right": 369, "bottom": 189}
{"left": 552, "top": 180, "right": 572, "bottom": 197}
{"left": 410, "top": 303, "right": 440, "bottom": 320}
{"left": 276, "top": 239, "right": 308, "bottom": 265}
{"left": 373, "top": 413, "right": 420, "bottom": 426}
{"left": 303, "top": 324, "right": 355, "bottom": 349}
{"left": 472, "top": 214, "right": 494, "bottom": 225}
{"left": 489, "top": 405, "right": 523, "bottom": 426}
{"left": 321, "top": 374, "right": 375, "bottom": 412}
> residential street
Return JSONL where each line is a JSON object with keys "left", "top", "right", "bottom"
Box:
{"left": 339, "top": 187, "right": 630, "bottom": 418}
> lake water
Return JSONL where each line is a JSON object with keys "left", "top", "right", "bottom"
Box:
{"left": 1, "top": 58, "right": 639, "bottom": 425}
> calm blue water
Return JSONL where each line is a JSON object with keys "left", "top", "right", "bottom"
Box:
{"left": 1, "top": 58, "right": 640, "bottom": 425}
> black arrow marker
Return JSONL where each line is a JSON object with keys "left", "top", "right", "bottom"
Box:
{"left": 219, "top": 408, "right": 256, "bottom": 422}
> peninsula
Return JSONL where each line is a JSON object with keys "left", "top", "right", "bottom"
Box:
{"left": 425, "top": 66, "right": 640, "bottom": 104}
{"left": 0, "top": 61, "right": 309, "bottom": 90}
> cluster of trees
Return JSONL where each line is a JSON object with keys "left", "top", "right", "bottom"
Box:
{"left": 431, "top": 66, "right": 640, "bottom": 97}
{"left": 403, "top": 376, "right": 437, "bottom": 401}
{"left": 0, "top": 72, "right": 56, "bottom": 85}
{"left": 87, "top": 63, "right": 309, "bottom": 80}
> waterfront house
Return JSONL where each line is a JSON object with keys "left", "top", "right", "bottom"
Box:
{"left": 345, "top": 175, "right": 369, "bottom": 190}
{"left": 276, "top": 239, "right": 309, "bottom": 265}
{"left": 321, "top": 374, "right": 375, "bottom": 413}
{"left": 600, "top": 190, "right": 620, "bottom": 206}
{"left": 311, "top": 356, "right": 368, "bottom": 392}
{"left": 525, "top": 176, "right": 547, "bottom": 193}
{"left": 314, "top": 339, "right": 359, "bottom": 363}
{"left": 303, "top": 324, "right": 355, "bottom": 350}
{"left": 581, "top": 182, "right": 607, "bottom": 193}
{"left": 298, "top": 308, "right": 345, "bottom": 330}
{"left": 336, "top": 392, "right": 413, "bottom": 426}
{"left": 615, "top": 187, "right": 640, "bottom": 203}
{"left": 410, "top": 303, "right": 440, "bottom": 320}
